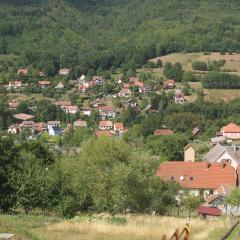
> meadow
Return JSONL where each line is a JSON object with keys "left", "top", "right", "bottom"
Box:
{"left": 0, "top": 214, "right": 238, "bottom": 240}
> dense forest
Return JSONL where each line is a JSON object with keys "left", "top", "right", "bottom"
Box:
{"left": 1, "top": 0, "right": 240, "bottom": 74}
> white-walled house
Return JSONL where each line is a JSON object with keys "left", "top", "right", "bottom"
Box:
{"left": 205, "top": 144, "right": 240, "bottom": 170}
{"left": 221, "top": 123, "right": 240, "bottom": 139}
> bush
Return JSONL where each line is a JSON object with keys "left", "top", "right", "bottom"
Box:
{"left": 58, "top": 196, "right": 78, "bottom": 218}
{"left": 192, "top": 61, "right": 207, "bottom": 71}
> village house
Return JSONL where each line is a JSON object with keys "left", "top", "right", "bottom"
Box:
{"left": 8, "top": 81, "right": 22, "bottom": 89}
{"left": 73, "top": 120, "right": 87, "bottom": 129}
{"left": 118, "top": 87, "right": 132, "bottom": 97}
{"left": 174, "top": 91, "right": 185, "bottom": 104}
{"left": 55, "top": 82, "right": 64, "bottom": 89}
{"left": 14, "top": 113, "right": 35, "bottom": 122}
{"left": 114, "top": 122, "right": 124, "bottom": 134}
{"left": 95, "top": 130, "right": 112, "bottom": 138}
{"left": 154, "top": 129, "right": 173, "bottom": 136}
{"left": 8, "top": 124, "right": 20, "bottom": 134}
{"left": 204, "top": 184, "right": 240, "bottom": 216}
{"left": 17, "top": 68, "right": 28, "bottom": 75}
{"left": 221, "top": 123, "right": 240, "bottom": 139}
{"left": 98, "top": 106, "right": 116, "bottom": 119}
{"left": 59, "top": 68, "right": 70, "bottom": 76}
{"left": 38, "top": 80, "right": 51, "bottom": 89}
{"left": 93, "top": 76, "right": 104, "bottom": 84}
{"left": 163, "top": 79, "right": 175, "bottom": 89}
{"left": 139, "top": 85, "right": 151, "bottom": 94}
{"left": 99, "top": 120, "right": 113, "bottom": 130}
{"left": 123, "top": 99, "right": 138, "bottom": 108}
{"left": 91, "top": 99, "right": 105, "bottom": 108}
{"left": 204, "top": 144, "right": 240, "bottom": 169}
{"left": 47, "top": 121, "right": 61, "bottom": 129}
{"left": 81, "top": 108, "right": 92, "bottom": 117}
{"left": 157, "top": 161, "right": 237, "bottom": 199}
{"left": 19, "top": 121, "right": 35, "bottom": 133}
{"left": 64, "top": 105, "right": 79, "bottom": 114}
{"left": 48, "top": 125, "right": 63, "bottom": 136}
{"left": 33, "top": 122, "right": 47, "bottom": 133}
{"left": 55, "top": 100, "right": 72, "bottom": 108}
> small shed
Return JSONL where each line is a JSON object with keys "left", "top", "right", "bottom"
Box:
{"left": 197, "top": 205, "right": 222, "bottom": 219}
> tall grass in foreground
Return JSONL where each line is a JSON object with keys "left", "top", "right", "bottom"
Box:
{"left": 37, "top": 215, "right": 230, "bottom": 240}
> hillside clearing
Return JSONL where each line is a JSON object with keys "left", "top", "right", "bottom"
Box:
{"left": 151, "top": 52, "right": 240, "bottom": 76}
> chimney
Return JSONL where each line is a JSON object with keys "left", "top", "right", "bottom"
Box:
{"left": 233, "top": 144, "right": 237, "bottom": 152}
{"left": 221, "top": 161, "right": 227, "bottom": 169}
{"left": 206, "top": 162, "right": 211, "bottom": 169}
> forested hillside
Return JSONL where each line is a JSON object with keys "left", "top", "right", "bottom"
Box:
{"left": 1, "top": 0, "right": 240, "bottom": 74}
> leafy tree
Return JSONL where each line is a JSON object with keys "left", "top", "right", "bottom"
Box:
{"left": 146, "top": 134, "right": 188, "bottom": 160}
{"left": 192, "top": 61, "right": 207, "bottom": 71}
{"left": 181, "top": 193, "right": 203, "bottom": 220}
{"left": 0, "top": 136, "right": 19, "bottom": 212}
{"left": 227, "top": 188, "right": 240, "bottom": 218}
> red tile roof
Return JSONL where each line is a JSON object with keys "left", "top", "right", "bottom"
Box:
{"left": 114, "top": 122, "right": 124, "bottom": 131}
{"left": 222, "top": 123, "right": 240, "bottom": 133}
{"left": 157, "top": 161, "right": 236, "bottom": 189}
{"left": 154, "top": 129, "right": 173, "bottom": 136}
{"left": 99, "top": 121, "right": 113, "bottom": 128}
{"left": 14, "top": 113, "right": 35, "bottom": 121}
{"left": 56, "top": 101, "right": 72, "bottom": 107}
{"left": 197, "top": 206, "right": 221, "bottom": 216}
{"left": 98, "top": 106, "right": 114, "bottom": 111}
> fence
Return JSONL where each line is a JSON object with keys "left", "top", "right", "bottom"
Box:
{"left": 161, "top": 223, "right": 190, "bottom": 240}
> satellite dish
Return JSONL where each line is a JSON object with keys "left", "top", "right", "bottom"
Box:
{"left": 180, "top": 176, "right": 184, "bottom": 181}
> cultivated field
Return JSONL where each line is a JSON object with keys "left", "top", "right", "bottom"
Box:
{"left": 0, "top": 214, "right": 238, "bottom": 240}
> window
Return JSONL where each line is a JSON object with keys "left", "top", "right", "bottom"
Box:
{"left": 190, "top": 176, "right": 194, "bottom": 181}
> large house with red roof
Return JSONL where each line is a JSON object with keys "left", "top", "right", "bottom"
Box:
{"left": 221, "top": 123, "right": 240, "bottom": 139}
{"left": 157, "top": 161, "right": 237, "bottom": 198}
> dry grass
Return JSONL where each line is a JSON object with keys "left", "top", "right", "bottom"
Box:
{"left": 151, "top": 52, "right": 240, "bottom": 76}
{"left": 33, "top": 215, "right": 231, "bottom": 240}
{"left": 204, "top": 89, "right": 240, "bottom": 102}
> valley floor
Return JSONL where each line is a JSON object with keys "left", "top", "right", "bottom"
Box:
{"left": 0, "top": 214, "right": 238, "bottom": 240}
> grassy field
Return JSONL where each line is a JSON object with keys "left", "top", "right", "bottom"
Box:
{"left": 151, "top": 52, "right": 240, "bottom": 76}
{"left": 0, "top": 214, "right": 238, "bottom": 240}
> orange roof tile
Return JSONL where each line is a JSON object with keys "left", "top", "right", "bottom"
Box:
{"left": 114, "top": 122, "right": 124, "bottom": 130}
{"left": 154, "top": 129, "right": 173, "bottom": 136}
{"left": 222, "top": 123, "right": 240, "bottom": 133}
{"left": 157, "top": 161, "right": 236, "bottom": 189}
{"left": 99, "top": 121, "right": 113, "bottom": 128}
{"left": 14, "top": 113, "right": 35, "bottom": 121}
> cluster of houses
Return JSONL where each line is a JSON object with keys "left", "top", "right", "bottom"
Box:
{"left": 6, "top": 67, "right": 71, "bottom": 91}
{"left": 7, "top": 96, "right": 126, "bottom": 137}
{"left": 157, "top": 122, "right": 240, "bottom": 218}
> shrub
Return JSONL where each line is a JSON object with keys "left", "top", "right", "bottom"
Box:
{"left": 58, "top": 196, "right": 78, "bottom": 218}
